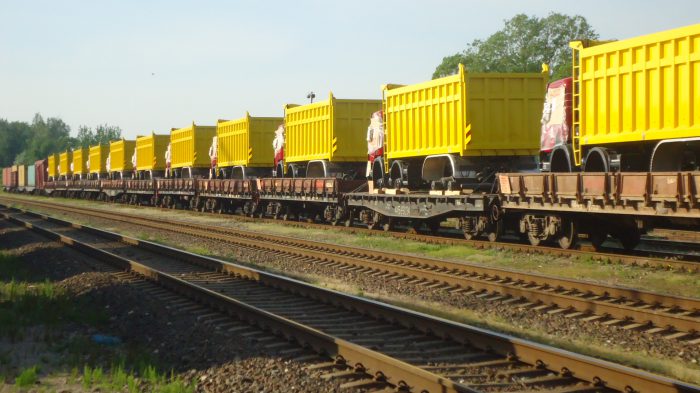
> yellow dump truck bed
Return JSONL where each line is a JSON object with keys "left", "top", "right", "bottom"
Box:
{"left": 576, "top": 23, "right": 700, "bottom": 148}
{"left": 89, "top": 145, "right": 109, "bottom": 175}
{"left": 383, "top": 64, "right": 548, "bottom": 161}
{"left": 171, "top": 123, "right": 216, "bottom": 169}
{"left": 136, "top": 133, "right": 170, "bottom": 171}
{"left": 217, "top": 113, "right": 282, "bottom": 168}
{"left": 72, "top": 147, "right": 89, "bottom": 175}
{"left": 109, "top": 139, "right": 136, "bottom": 172}
{"left": 59, "top": 151, "right": 73, "bottom": 177}
{"left": 47, "top": 154, "right": 58, "bottom": 179}
{"left": 284, "top": 93, "right": 381, "bottom": 163}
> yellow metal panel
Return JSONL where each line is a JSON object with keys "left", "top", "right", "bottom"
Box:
{"left": 170, "top": 123, "right": 216, "bottom": 169}
{"left": 109, "top": 139, "right": 136, "bottom": 172}
{"left": 284, "top": 93, "right": 381, "bottom": 163}
{"left": 59, "top": 151, "right": 73, "bottom": 176}
{"left": 72, "top": 148, "right": 89, "bottom": 175}
{"left": 47, "top": 154, "right": 59, "bottom": 178}
{"left": 89, "top": 145, "right": 109, "bottom": 174}
{"left": 136, "top": 133, "right": 169, "bottom": 171}
{"left": 384, "top": 64, "right": 547, "bottom": 161}
{"left": 217, "top": 113, "right": 282, "bottom": 168}
{"left": 577, "top": 23, "right": 700, "bottom": 147}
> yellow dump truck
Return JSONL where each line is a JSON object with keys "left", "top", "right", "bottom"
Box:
{"left": 170, "top": 123, "right": 216, "bottom": 177}
{"left": 89, "top": 145, "right": 109, "bottom": 177}
{"left": 136, "top": 133, "right": 170, "bottom": 177}
{"left": 376, "top": 64, "right": 548, "bottom": 189}
{"left": 283, "top": 93, "right": 381, "bottom": 177}
{"left": 217, "top": 113, "right": 282, "bottom": 178}
{"left": 109, "top": 139, "right": 136, "bottom": 177}
{"left": 59, "top": 151, "right": 73, "bottom": 179}
{"left": 72, "top": 147, "right": 89, "bottom": 179}
{"left": 541, "top": 23, "right": 700, "bottom": 172}
{"left": 47, "top": 154, "right": 59, "bottom": 180}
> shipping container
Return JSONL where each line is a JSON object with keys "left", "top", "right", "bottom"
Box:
{"left": 170, "top": 123, "right": 216, "bottom": 170}
{"left": 109, "top": 139, "right": 136, "bottom": 173}
{"left": 18, "top": 165, "right": 27, "bottom": 188}
{"left": 27, "top": 164, "right": 36, "bottom": 188}
{"left": 217, "top": 113, "right": 282, "bottom": 168}
{"left": 35, "top": 160, "right": 47, "bottom": 190}
{"left": 136, "top": 133, "right": 170, "bottom": 171}
{"left": 284, "top": 93, "right": 381, "bottom": 164}
{"left": 89, "top": 145, "right": 109, "bottom": 175}
{"left": 2, "top": 167, "right": 10, "bottom": 189}
{"left": 10, "top": 165, "right": 19, "bottom": 188}
{"left": 59, "top": 151, "right": 73, "bottom": 177}
{"left": 2, "top": 167, "right": 9, "bottom": 188}
{"left": 383, "top": 64, "right": 547, "bottom": 161}
{"left": 48, "top": 154, "right": 59, "bottom": 179}
{"left": 72, "top": 147, "right": 89, "bottom": 177}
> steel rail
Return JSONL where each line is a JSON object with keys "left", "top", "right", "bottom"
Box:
{"left": 2, "top": 193, "right": 698, "bottom": 272}
{"left": 2, "top": 209, "right": 699, "bottom": 393}
{"left": 2, "top": 198, "right": 698, "bottom": 338}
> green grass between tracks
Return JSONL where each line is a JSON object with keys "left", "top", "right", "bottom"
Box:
{"left": 0, "top": 250, "right": 195, "bottom": 392}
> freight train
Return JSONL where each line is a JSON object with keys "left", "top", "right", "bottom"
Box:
{"left": 3, "top": 24, "right": 700, "bottom": 251}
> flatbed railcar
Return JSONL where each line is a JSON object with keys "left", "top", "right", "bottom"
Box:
{"left": 26, "top": 168, "right": 700, "bottom": 252}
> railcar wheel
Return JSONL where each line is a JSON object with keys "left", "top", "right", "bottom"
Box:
{"left": 344, "top": 211, "right": 353, "bottom": 227}
{"left": 556, "top": 218, "right": 577, "bottom": 249}
{"left": 382, "top": 218, "right": 393, "bottom": 232}
{"left": 486, "top": 220, "right": 503, "bottom": 242}
{"left": 527, "top": 233, "right": 542, "bottom": 247}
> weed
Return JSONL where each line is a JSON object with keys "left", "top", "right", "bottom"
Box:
{"left": 68, "top": 367, "right": 79, "bottom": 384}
{"left": 82, "top": 365, "right": 92, "bottom": 389}
{"left": 127, "top": 375, "right": 140, "bottom": 393}
{"left": 110, "top": 364, "right": 128, "bottom": 390}
{"left": 15, "top": 365, "right": 38, "bottom": 388}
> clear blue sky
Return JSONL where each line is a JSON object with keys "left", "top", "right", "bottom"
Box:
{"left": 1, "top": 0, "right": 698, "bottom": 139}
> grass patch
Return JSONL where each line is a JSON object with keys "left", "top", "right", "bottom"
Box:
{"left": 0, "top": 278, "right": 107, "bottom": 338}
{"left": 14, "top": 365, "right": 38, "bottom": 388}
{"left": 185, "top": 246, "right": 213, "bottom": 256}
{"left": 79, "top": 364, "right": 194, "bottom": 393}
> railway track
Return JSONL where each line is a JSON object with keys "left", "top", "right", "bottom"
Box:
{"left": 2, "top": 198, "right": 699, "bottom": 344}
{"left": 3, "top": 193, "right": 699, "bottom": 272}
{"left": 2, "top": 207, "right": 699, "bottom": 392}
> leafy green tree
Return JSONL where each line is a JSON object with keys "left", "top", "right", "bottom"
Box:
{"left": 18, "top": 114, "right": 73, "bottom": 164}
{"left": 74, "top": 124, "right": 122, "bottom": 148}
{"left": 0, "top": 119, "right": 31, "bottom": 166}
{"left": 433, "top": 13, "right": 598, "bottom": 80}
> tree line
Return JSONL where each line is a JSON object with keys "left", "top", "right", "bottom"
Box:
{"left": 0, "top": 114, "right": 122, "bottom": 167}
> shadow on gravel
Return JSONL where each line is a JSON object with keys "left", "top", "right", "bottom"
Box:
{"left": 0, "top": 218, "right": 335, "bottom": 392}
